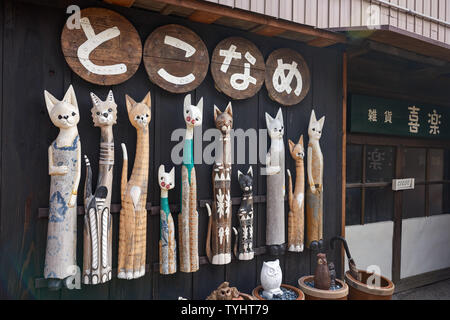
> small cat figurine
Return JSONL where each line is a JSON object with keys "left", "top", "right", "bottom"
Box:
{"left": 264, "top": 108, "right": 286, "bottom": 256}
{"left": 328, "top": 262, "right": 336, "bottom": 288}
{"left": 118, "top": 92, "right": 151, "bottom": 280}
{"left": 233, "top": 166, "right": 254, "bottom": 260}
{"left": 261, "top": 259, "right": 283, "bottom": 299}
{"left": 314, "top": 253, "right": 330, "bottom": 290}
{"left": 287, "top": 134, "right": 305, "bottom": 253}
{"left": 158, "top": 165, "right": 177, "bottom": 275}
{"left": 205, "top": 102, "right": 233, "bottom": 265}
{"left": 83, "top": 90, "right": 117, "bottom": 285}
{"left": 306, "top": 110, "right": 325, "bottom": 251}
{"left": 43, "top": 85, "right": 81, "bottom": 290}
{"left": 179, "top": 94, "right": 203, "bottom": 273}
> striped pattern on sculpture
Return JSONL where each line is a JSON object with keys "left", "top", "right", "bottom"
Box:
{"left": 206, "top": 103, "right": 233, "bottom": 265}
{"left": 179, "top": 94, "right": 203, "bottom": 273}
{"left": 118, "top": 92, "right": 151, "bottom": 280}
{"left": 83, "top": 90, "right": 117, "bottom": 285}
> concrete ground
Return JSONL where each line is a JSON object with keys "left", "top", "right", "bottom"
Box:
{"left": 393, "top": 279, "right": 450, "bottom": 300}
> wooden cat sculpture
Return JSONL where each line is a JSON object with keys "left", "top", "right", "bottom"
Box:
{"left": 43, "top": 85, "right": 81, "bottom": 290}
{"left": 232, "top": 166, "right": 254, "bottom": 260}
{"left": 179, "top": 94, "right": 203, "bottom": 273}
{"left": 287, "top": 135, "right": 305, "bottom": 253}
{"left": 158, "top": 165, "right": 177, "bottom": 275}
{"left": 264, "top": 108, "right": 286, "bottom": 256}
{"left": 82, "top": 90, "right": 117, "bottom": 285}
{"left": 314, "top": 253, "right": 330, "bottom": 290}
{"left": 118, "top": 92, "right": 151, "bottom": 280}
{"left": 306, "top": 110, "right": 325, "bottom": 251}
{"left": 205, "top": 103, "right": 233, "bottom": 265}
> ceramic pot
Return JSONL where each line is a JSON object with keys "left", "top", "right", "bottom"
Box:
{"left": 252, "top": 284, "right": 305, "bottom": 300}
{"left": 298, "top": 275, "right": 348, "bottom": 300}
{"left": 345, "top": 270, "right": 394, "bottom": 300}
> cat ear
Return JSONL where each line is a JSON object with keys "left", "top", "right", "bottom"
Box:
{"left": 265, "top": 112, "right": 273, "bottom": 128}
{"left": 309, "top": 109, "right": 317, "bottom": 126}
{"left": 125, "top": 94, "right": 136, "bottom": 114}
{"left": 197, "top": 97, "right": 204, "bottom": 114}
{"left": 63, "top": 85, "right": 78, "bottom": 109}
{"left": 107, "top": 90, "right": 115, "bottom": 103}
{"left": 184, "top": 94, "right": 191, "bottom": 108}
{"left": 298, "top": 135, "right": 304, "bottom": 146}
{"left": 169, "top": 167, "right": 175, "bottom": 184}
{"left": 288, "top": 139, "right": 295, "bottom": 153}
{"left": 247, "top": 166, "right": 253, "bottom": 177}
{"left": 44, "top": 90, "right": 59, "bottom": 114}
{"left": 214, "top": 105, "right": 222, "bottom": 121}
{"left": 237, "top": 170, "right": 243, "bottom": 180}
{"left": 225, "top": 102, "right": 233, "bottom": 117}
{"left": 276, "top": 108, "right": 283, "bottom": 123}
{"left": 90, "top": 92, "right": 101, "bottom": 107}
{"left": 275, "top": 259, "right": 280, "bottom": 266}
{"left": 318, "top": 115, "right": 325, "bottom": 129}
{"left": 141, "top": 91, "right": 151, "bottom": 107}
{"left": 158, "top": 164, "right": 165, "bottom": 179}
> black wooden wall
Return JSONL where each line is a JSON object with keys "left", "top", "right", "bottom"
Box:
{"left": 0, "top": 0, "right": 343, "bottom": 299}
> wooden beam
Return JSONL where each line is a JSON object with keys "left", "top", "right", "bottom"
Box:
{"left": 188, "top": 10, "right": 222, "bottom": 24}
{"left": 307, "top": 37, "right": 338, "bottom": 48}
{"left": 140, "top": 0, "right": 346, "bottom": 44}
{"left": 160, "top": 4, "right": 175, "bottom": 15}
{"left": 341, "top": 52, "right": 347, "bottom": 280}
{"left": 103, "top": 0, "right": 135, "bottom": 7}
{"left": 408, "top": 65, "right": 450, "bottom": 79}
{"left": 250, "top": 25, "right": 286, "bottom": 37}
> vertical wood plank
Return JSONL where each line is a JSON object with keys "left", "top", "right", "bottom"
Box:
{"left": 293, "top": 0, "right": 306, "bottom": 24}
{"left": 328, "top": 0, "right": 339, "bottom": 28}
{"left": 438, "top": 0, "right": 446, "bottom": 42}
{"left": 380, "top": 1, "right": 389, "bottom": 25}
{"left": 305, "top": 0, "right": 318, "bottom": 26}
{"left": 398, "top": 0, "right": 407, "bottom": 30}
{"left": 351, "top": 0, "right": 362, "bottom": 26}
{"left": 423, "top": 0, "right": 431, "bottom": 37}
{"left": 361, "top": 0, "right": 371, "bottom": 27}
{"left": 415, "top": 0, "right": 424, "bottom": 36}
{"left": 446, "top": 0, "right": 450, "bottom": 44}
{"left": 406, "top": 0, "right": 415, "bottom": 32}
{"left": 250, "top": 0, "right": 265, "bottom": 14}
{"left": 430, "top": 0, "right": 438, "bottom": 40}
{"left": 235, "top": 0, "right": 250, "bottom": 10}
{"left": 389, "top": 0, "right": 399, "bottom": 28}
{"left": 279, "top": 0, "right": 293, "bottom": 21}
{"left": 265, "top": 0, "right": 279, "bottom": 18}
{"left": 219, "top": 0, "right": 235, "bottom": 7}
{"left": 341, "top": 0, "right": 352, "bottom": 27}
{"left": 317, "top": 0, "right": 329, "bottom": 28}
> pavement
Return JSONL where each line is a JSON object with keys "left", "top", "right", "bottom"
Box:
{"left": 393, "top": 279, "right": 450, "bottom": 300}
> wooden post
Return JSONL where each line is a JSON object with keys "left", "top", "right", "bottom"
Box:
{"left": 205, "top": 102, "right": 233, "bottom": 265}
{"left": 82, "top": 90, "right": 117, "bottom": 285}
{"left": 341, "top": 51, "right": 348, "bottom": 279}
{"left": 43, "top": 85, "right": 81, "bottom": 290}
{"left": 117, "top": 92, "right": 151, "bottom": 280}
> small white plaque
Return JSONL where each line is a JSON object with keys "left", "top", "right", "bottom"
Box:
{"left": 392, "top": 178, "right": 415, "bottom": 191}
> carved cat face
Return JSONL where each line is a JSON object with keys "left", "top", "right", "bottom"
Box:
{"left": 237, "top": 166, "right": 253, "bottom": 193}
{"left": 158, "top": 165, "right": 175, "bottom": 191}
{"left": 317, "top": 253, "right": 328, "bottom": 266}
{"left": 288, "top": 135, "right": 304, "bottom": 161}
{"left": 265, "top": 108, "right": 284, "bottom": 139}
{"left": 183, "top": 94, "right": 203, "bottom": 128}
{"left": 90, "top": 90, "right": 117, "bottom": 127}
{"left": 308, "top": 110, "right": 325, "bottom": 140}
{"left": 261, "top": 259, "right": 282, "bottom": 291}
{"left": 214, "top": 102, "right": 233, "bottom": 134}
{"left": 44, "top": 85, "right": 79, "bottom": 129}
{"left": 126, "top": 92, "right": 151, "bottom": 130}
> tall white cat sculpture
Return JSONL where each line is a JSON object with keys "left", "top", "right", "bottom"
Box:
{"left": 260, "top": 259, "right": 283, "bottom": 299}
{"left": 43, "top": 85, "right": 81, "bottom": 290}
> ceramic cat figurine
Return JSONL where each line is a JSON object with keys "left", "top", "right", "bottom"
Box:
{"left": 158, "top": 165, "right": 177, "bottom": 275}
{"left": 314, "top": 253, "right": 330, "bottom": 290}
{"left": 83, "top": 90, "right": 117, "bottom": 285}
{"left": 118, "top": 92, "right": 151, "bottom": 280}
{"left": 43, "top": 85, "right": 81, "bottom": 290}
{"left": 261, "top": 259, "right": 283, "bottom": 299}
{"left": 264, "top": 108, "right": 286, "bottom": 256}
{"left": 306, "top": 110, "right": 325, "bottom": 251}
{"left": 205, "top": 103, "right": 233, "bottom": 265}
{"left": 287, "top": 134, "right": 305, "bottom": 252}
{"left": 179, "top": 94, "right": 203, "bottom": 273}
{"left": 233, "top": 166, "right": 254, "bottom": 260}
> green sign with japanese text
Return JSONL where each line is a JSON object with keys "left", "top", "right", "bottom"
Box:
{"left": 350, "top": 94, "right": 450, "bottom": 139}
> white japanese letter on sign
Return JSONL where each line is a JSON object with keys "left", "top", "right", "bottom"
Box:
{"left": 143, "top": 24, "right": 209, "bottom": 94}
{"left": 211, "top": 37, "right": 265, "bottom": 100}
{"left": 61, "top": 7, "right": 142, "bottom": 86}
{"left": 265, "top": 48, "right": 311, "bottom": 106}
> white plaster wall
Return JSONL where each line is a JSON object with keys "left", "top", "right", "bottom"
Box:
{"left": 344, "top": 221, "right": 394, "bottom": 280}
{"left": 401, "top": 214, "right": 450, "bottom": 279}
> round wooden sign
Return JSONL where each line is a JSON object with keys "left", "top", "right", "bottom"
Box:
{"left": 211, "top": 37, "right": 265, "bottom": 100}
{"left": 265, "top": 48, "right": 311, "bottom": 106}
{"left": 61, "top": 7, "right": 142, "bottom": 86}
{"left": 143, "top": 24, "right": 209, "bottom": 94}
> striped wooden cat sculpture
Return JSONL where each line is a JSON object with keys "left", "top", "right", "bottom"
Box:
{"left": 265, "top": 108, "right": 286, "bottom": 256}
{"left": 118, "top": 92, "right": 151, "bottom": 280}
{"left": 43, "top": 85, "right": 81, "bottom": 290}
{"left": 205, "top": 103, "right": 233, "bottom": 265}
{"left": 179, "top": 94, "right": 203, "bottom": 273}
{"left": 82, "top": 90, "right": 117, "bottom": 285}
{"left": 306, "top": 110, "right": 325, "bottom": 251}
{"left": 287, "top": 134, "right": 305, "bottom": 252}
{"left": 158, "top": 165, "right": 177, "bottom": 275}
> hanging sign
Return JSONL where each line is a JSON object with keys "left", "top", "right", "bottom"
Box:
{"left": 143, "top": 24, "right": 209, "bottom": 93}
{"left": 265, "top": 48, "right": 311, "bottom": 106}
{"left": 61, "top": 7, "right": 142, "bottom": 86}
{"left": 350, "top": 94, "right": 450, "bottom": 139}
{"left": 211, "top": 37, "right": 265, "bottom": 100}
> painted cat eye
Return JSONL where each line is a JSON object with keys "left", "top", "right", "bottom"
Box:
{"left": 58, "top": 115, "right": 62, "bottom": 119}
{"left": 108, "top": 108, "right": 112, "bottom": 112}
{"left": 72, "top": 112, "right": 76, "bottom": 116}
